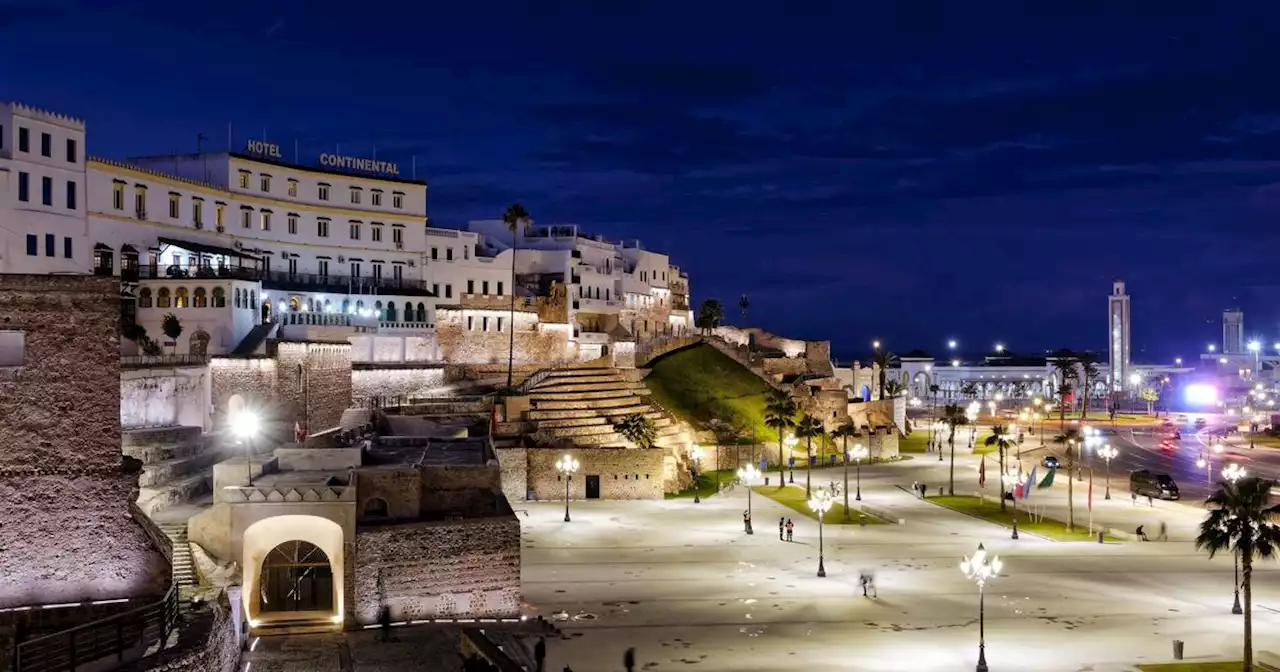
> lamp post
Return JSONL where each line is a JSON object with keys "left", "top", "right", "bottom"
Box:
{"left": 555, "top": 454, "right": 580, "bottom": 522}
{"left": 808, "top": 487, "right": 833, "bottom": 577}
{"left": 1196, "top": 443, "right": 1225, "bottom": 485}
{"left": 232, "top": 411, "right": 260, "bottom": 487}
{"left": 849, "top": 444, "right": 868, "bottom": 501}
{"left": 738, "top": 463, "right": 759, "bottom": 534}
{"left": 1097, "top": 443, "right": 1118, "bottom": 500}
{"left": 961, "top": 543, "right": 1002, "bottom": 672}
{"left": 1222, "top": 463, "right": 1247, "bottom": 615}
{"left": 784, "top": 435, "right": 798, "bottom": 483}
{"left": 1001, "top": 471, "right": 1020, "bottom": 540}
{"left": 937, "top": 421, "right": 946, "bottom": 462}
{"left": 690, "top": 445, "right": 705, "bottom": 504}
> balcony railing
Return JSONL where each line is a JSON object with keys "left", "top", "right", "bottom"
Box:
{"left": 138, "top": 265, "right": 260, "bottom": 282}
{"left": 121, "top": 354, "right": 211, "bottom": 368}
{"left": 276, "top": 312, "right": 355, "bottom": 327}
{"left": 261, "top": 270, "right": 434, "bottom": 297}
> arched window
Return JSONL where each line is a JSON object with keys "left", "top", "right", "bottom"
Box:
{"left": 193, "top": 287, "right": 208, "bottom": 308}
{"left": 342, "top": 299, "right": 351, "bottom": 314}
{"left": 212, "top": 287, "right": 226, "bottom": 308}
{"left": 374, "top": 300, "right": 383, "bottom": 319}
{"left": 138, "top": 287, "right": 153, "bottom": 308}
{"left": 356, "top": 300, "right": 364, "bottom": 310}
{"left": 249, "top": 291, "right": 256, "bottom": 308}
{"left": 416, "top": 302, "right": 426, "bottom": 323}
{"left": 174, "top": 287, "right": 189, "bottom": 308}
{"left": 157, "top": 287, "right": 171, "bottom": 308}
{"left": 363, "top": 497, "right": 389, "bottom": 518}
{"left": 386, "top": 301, "right": 397, "bottom": 322}
{"left": 323, "top": 299, "right": 332, "bottom": 313}
{"left": 234, "top": 288, "right": 242, "bottom": 309}
{"left": 306, "top": 297, "right": 315, "bottom": 312}
{"left": 288, "top": 296, "right": 301, "bottom": 312}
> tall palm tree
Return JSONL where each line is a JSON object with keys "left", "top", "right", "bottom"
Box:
{"left": 873, "top": 349, "right": 897, "bottom": 399}
{"left": 1053, "top": 428, "right": 1083, "bottom": 531}
{"left": 984, "top": 424, "right": 1016, "bottom": 512}
{"left": 1077, "top": 353, "right": 1100, "bottom": 420}
{"left": 763, "top": 391, "right": 798, "bottom": 490}
{"left": 1050, "top": 352, "right": 1078, "bottom": 430}
{"left": 795, "top": 414, "right": 825, "bottom": 496}
{"left": 942, "top": 404, "right": 968, "bottom": 495}
{"left": 883, "top": 379, "right": 906, "bottom": 398}
{"left": 501, "top": 203, "right": 530, "bottom": 387}
{"left": 961, "top": 381, "right": 978, "bottom": 400}
{"left": 1196, "top": 477, "right": 1280, "bottom": 671}
{"left": 832, "top": 421, "right": 859, "bottom": 519}
{"left": 738, "top": 294, "right": 750, "bottom": 324}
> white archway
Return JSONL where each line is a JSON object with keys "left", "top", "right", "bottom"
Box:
{"left": 242, "top": 514, "right": 345, "bottom": 625}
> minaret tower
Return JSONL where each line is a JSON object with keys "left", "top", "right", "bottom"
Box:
{"left": 1108, "top": 279, "right": 1130, "bottom": 392}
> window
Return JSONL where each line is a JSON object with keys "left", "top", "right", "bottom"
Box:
{"left": 497, "top": 281, "right": 504, "bottom": 296}
{"left": 193, "top": 287, "right": 208, "bottom": 308}
{"left": 0, "top": 331, "right": 24, "bottom": 368}
{"left": 25, "top": 234, "right": 36, "bottom": 256}
{"left": 482, "top": 316, "right": 489, "bottom": 331}
{"left": 65, "top": 181, "right": 77, "bottom": 210}
{"left": 350, "top": 262, "right": 361, "bottom": 277}
{"left": 287, "top": 214, "right": 298, "bottom": 234}
{"left": 371, "top": 190, "right": 382, "bottom": 206}
{"left": 41, "top": 177, "right": 52, "bottom": 206}
{"left": 287, "top": 257, "right": 298, "bottom": 274}
{"left": 260, "top": 175, "right": 271, "bottom": 192}
{"left": 464, "top": 245, "right": 469, "bottom": 260}
{"left": 372, "top": 263, "right": 383, "bottom": 280}
{"left": 113, "top": 181, "right": 125, "bottom": 210}
{"left": 169, "top": 193, "right": 180, "bottom": 218}
{"left": 446, "top": 247, "right": 453, "bottom": 261}
{"left": 467, "top": 316, "right": 474, "bottom": 330}
{"left": 175, "top": 287, "right": 189, "bottom": 308}
{"left": 392, "top": 265, "right": 403, "bottom": 283}
{"left": 241, "top": 208, "right": 252, "bottom": 229}
{"left": 260, "top": 210, "right": 272, "bottom": 231}
{"left": 392, "top": 227, "right": 403, "bottom": 245}
{"left": 287, "top": 179, "right": 298, "bottom": 197}
{"left": 215, "top": 202, "right": 225, "bottom": 227}
{"left": 318, "top": 183, "right": 330, "bottom": 201}
{"left": 445, "top": 284, "right": 452, "bottom": 298}
{"left": 66, "top": 138, "right": 77, "bottom": 163}
{"left": 430, "top": 247, "right": 438, "bottom": 260}
{"left": 139, "top": 287, "right": 153, "bottom": 308}
{"left": 63, "top": 237, "right": 72, "bottom": 259}
{"left": 134, "top": 186, "right": 147, "bottom": 218}
{"left": 349, "top": 221, "right": 361, "bottom": 240}
{"left": 317, "top": 218, "right": 330, "bottom": 237}
{"left": 371, "top": 224, "right": 383, "bottom": 242}
{"left": 44, "top": 233, "right": 54, "bottom": 257}
{"left": 17, "top": 172, "right": 28, "bottom": 202}
{"left": 497, "top": 317, "right": 504, "bottom": 332}
{"left": 237, "top": 171, "right": 250, "bottom": 188}
{"left": 212, "top": 287, "right": 226, "bottom": 307}
{"left": 192, "top": 198, "right": 203, "bottom": 226}
{"left": 392, "top": 191, "right": 403, "bottom": 209}
{"left": 157, "top": 287, "right": 171, "bottom": 308}
{"left": 482, "top": 281, "right": 490, "bottom": 294}
{"left": 18, "top": 127, "right": 28, "bottom": 152}
{"left": 467, "top": 280, "right": 475, "bottom": 294}
{"left": 318, "top": 259, "right": 329, "bottom": 276}
{"left": 432, "top": 283, "right": 439, "bottom": 296}
{"left": 40, "top": 132, "right": 51, "bottom": 157}
{"left": 350, "top": 187, "right": 361, "bottom": 204}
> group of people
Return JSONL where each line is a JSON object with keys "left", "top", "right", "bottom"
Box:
{"left": 779, "top": 517, "right": 795, "bottom": 541}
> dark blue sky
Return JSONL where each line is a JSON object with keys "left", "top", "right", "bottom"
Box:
{"left": 4, "top": 1, "right": 1278, "bottom": 361}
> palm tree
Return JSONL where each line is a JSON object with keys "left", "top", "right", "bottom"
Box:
{"left": 738, "top": 294, "right": 750, "bottom": 324}
{"left": 1077, "top": 353, "right": 1100, "bottom": 419}
{"left": 883, "top": 379, "right": 906, "bottom": 398}
{"left": 832, "top": 421, "right": 859, "bottom": 519}
{"left": 501, "top": 203, "right": 530, "bottom": 387}
{"left": 873, "top": 349, "right": 897, "bottom": 399}
{"left": 613, "top": 413, "right": 658, "bottom": 449}
{"left": 795, "top": 414, "right": 825, "bottom": 496}
{"left": 942, "top": 404, "right": 968, "bottom": 495}
{"left": 1053, "top": 428, "right": 1083, "bottom": 531}
{"left": 1196, "top": 477, "right": 1280, "bottom": 671}
{"left": 1050, "top": 352, "right": 1078, "bottom": 429}
{"left": 961, "top": 381, "right": 978, "bottom": 400}
{"left": 695, "top": 298, "right": 724, "bottom": 336}
{"left": 984, "top": 424, "right": 1017, "bottom": 512}
{"left": 763, "top": 391, "right": 798, "bottom": 490}
{"left": 928, "top": 383, "right": 940, "bottom": 408}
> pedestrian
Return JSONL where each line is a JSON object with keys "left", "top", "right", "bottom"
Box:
{"left": 867, "top": 572, "right": 878, "bottom": 598}
{"left": 1131, "top": 491, "right": 1137, "bottom": 506}
{"left": 1158, "top": 521, "right": 1168, "bottom": 542}
{"left": 1136, "top": 524, "right": 1149, "bottom": 541}
{"left": 624, "top": 647, "right": 636, "bottom": 672}
{"left": 779, "top": 517, "right": 785, "bottom": 541}
{"left": 1147, "top": 495, "right": 1154, "bottom": 507}
{"left": 859, "top": 573, "right": 869, "bottom": 596}
{"left": 535, "top": 637, "right": 546, "bottom": 672}
{"left": 743, "top": 509, "right": 752, "bottom": 534}
{"left": 785, "top": 518, "right": 794, "bottom": 542}
{"left": 912, "top": 480, "right": 919, "bottom": 497}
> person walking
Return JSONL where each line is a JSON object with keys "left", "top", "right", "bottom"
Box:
{"left": 1136, "top": 524, "right": 1149, "bottom": 541}
{"left": 1157, "top": 521, "right": 1168, "bottom": 542}
{"left": 859, "top": 573, "right": 870, "bottom": 597}
{"left": 534, "top": 637, "right": 546, "bottom": 672}
{"left": 743, "top": 509, "right": 752, "bottom": 534}
{"left": 779, "top": 517, "right": 785, "bottom": 541}
{"left": 624, "top": 647, "right": 636, "bottom": 672}
{"left": 785, "top": 518, "right": 794, "bottom": 542}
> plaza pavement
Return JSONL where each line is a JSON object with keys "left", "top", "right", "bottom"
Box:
{"left": 526, "top": 460, "right": 1280, "bottom": 672}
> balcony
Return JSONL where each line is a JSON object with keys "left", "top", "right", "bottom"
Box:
{"left": 260, "top": 270, "right": 435, "bottom": 297}
{"left": 575, "top": 297, "right": 622, "bottom": 314}
{"left": 139, "top": 265, "right": 260, "bottom": 282}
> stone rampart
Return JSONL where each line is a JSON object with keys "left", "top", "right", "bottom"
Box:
{"left": 526, "top": 448, "right": 665, "bottom": 500}
{"left": 351, "top": 367, "right": 447, "bottom": 406}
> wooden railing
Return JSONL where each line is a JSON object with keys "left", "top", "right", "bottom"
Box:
{"left": 14, "top": 585, "right": 179, "bottom": 672}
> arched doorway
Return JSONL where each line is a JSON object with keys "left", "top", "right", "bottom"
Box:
{"left": 261, "top": 299, "right": 272, "bottom": 324}
{"left": 258, "top": 540, "right": 334, "bottom": 614}
{"left": 859, "top": 385, "right": 872, "bottom": 402}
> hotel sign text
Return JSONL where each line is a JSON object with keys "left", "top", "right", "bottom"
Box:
{"left": 244, "top": 140, "right": 282, "bottom": 158}
{"left": 320, "top": 153, "right": 400, "bottom": 177}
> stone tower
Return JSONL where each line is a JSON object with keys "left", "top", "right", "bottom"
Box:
{"left": 1223, "top": 309, "right": 1244, "bottom": 355}
{"left": 1108, "top": 279, "right": 1130, "bottom": 392}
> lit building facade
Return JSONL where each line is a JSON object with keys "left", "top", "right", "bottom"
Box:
{"left": 1108, "top": 279, "right": 1131, "bottom": 392}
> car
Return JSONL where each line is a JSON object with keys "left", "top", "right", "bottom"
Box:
{"left": 1130, "top": 469, "right": 1180, "bottom": 500}
{"left": 1042, "top": 455, "right": 1061, "bottom": 469}
{"left": 1195, "top": 417, "right": 1208, "bottom": 429}
{"left": 1159, "top": 439, "right": 1177, "bottom": 451}
{"left": 1176, "top": 414, "right": 1189, "bottom": 422}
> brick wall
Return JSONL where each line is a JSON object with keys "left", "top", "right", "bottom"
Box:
{"left": 0, "top": 275, "right": 169, "bottom": 607}
{"left": 353, "top": 517, "right": 522, "bottom": 624}
{"left": 435, "top": 310, "right": 572, "bottom": 366}
{"left": 209, "top": 357, "right": 276, "bottom": 428}
{"left": 273, "top": 341, "right": 352, "bottom": 433}
{"left": 351, "top": 368, "right": 446, "bottom": 406}
{"left": 527, "top": 448, "right": 665, "bottom": 500}
{"left": 354, "top": 469, "right": 423, "bottom": 522}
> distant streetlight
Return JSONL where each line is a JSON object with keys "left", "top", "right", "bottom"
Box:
{"left": 949, "top": 340, "right": 958, "bottom": 350}
{"left": 689, "top": 445, "right": 705, "bottom": 504}
{"left": 784, "top": 434, "right": 799, "bottom": 484}
{"left": 952, "top": 359, "right": 960, "bottom": 367}
{"left": 994, "top": 343, "right": 1004, "bottom": 353}
{"left": 1175, "top": 357, "right": 1183, "bottom": 366}
{"left": 872, "top": 340, "right": 881, "bottom": 350}
{"left": 555, "top": 454, "right": 580, "bottom": 522}
{"left": 1097, "top": 444, "right": 1118, "bottom": 499}
{"left": 1001, "top": 471, "right": 1020, "bottom": 539}
{"left": 849, "top": 444, "right": 869, "bottom": 501}
{"left": 1222, "top": 463, "right": 1247, "bottom": 615}
{"left": 808, "top": 487, "right": 834, "bottom": 577}
{"left": 232, "top": 410, "right": 260, "bottom": 487}
{"left": 961, "top": 543, "right": 1002, "bottom": 672}
{"left": 1209, "top": 344, "right": 1217, "bottom": 352}
{"left": 738, "top": 463, "right": 760, "bottom": 535}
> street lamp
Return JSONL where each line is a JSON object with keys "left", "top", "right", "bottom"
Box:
{"left": 1196, "top": 443, "right": 1225, "bottom": 484}
{"left": 872, "top": 340, "right": 881, "bottom": 350}
{"left": 1097, "top": 443, "right": 1118, "bottom": 499}
{"left": 808, "top": 487, "right": 833, "bottom": 577}
{"left": 555, "top": 454, "right": 580, "bottom": 522}
{"left": 961, "top": 543, "right": 1002, "bottom": 672}
{"left": 689, "top": 445, "right": 705, "bottom": 504}
{"left": 738, "top": 463, "right": 759, "bottom": 534}
{"left": 784, "top": 434, "right": 799, "bottom": 483}
{"left": 232, "top": 410, "right": 260, "bottom": 487}
{"left": 1222, "top": 463, "right": 1247, "bottom": 615}
{"left": 1001, "top": 471, "right": 1020, "bottom": 539}
{"left": 949, "top": 340, "right": 958, "bottom": 350}
{"left": 849, "top": 443, "right": 868, "bottom": 501}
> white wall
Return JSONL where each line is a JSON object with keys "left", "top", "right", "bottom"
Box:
{"left": 120, "top": 365, "right": 212, "bottom": 431}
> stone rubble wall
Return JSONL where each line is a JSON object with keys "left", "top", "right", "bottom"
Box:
{"left": 351, "top": 367, "right": 447, "bottom": 406}
{"left": 209, "top": 357, "right": 276, "bottom": 429}
{"left": 436, "top": 309, "right": 573, "bottom": 366}
{"left": 120, "top": 366, "right": 210, "bottom": 431}
{"left": 526, "top": 448, "right": 665, "bottom": 500}
{"left": 494, "top": 448, "right": 529, "bottom": 503}
{"left": 353, "top": 517, "right": 521, "bottom": 624}
{"left": 273, "top": 341, "right": 353, "bottom": 433}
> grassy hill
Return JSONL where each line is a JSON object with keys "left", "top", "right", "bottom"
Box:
{"left": 643, "top": 343, "right": 774, "bottom": 442}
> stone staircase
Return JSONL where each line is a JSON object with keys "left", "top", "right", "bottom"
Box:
{"left": 125, "top": 426, "right": 224, "bottom": 517}
{"left": 159, "top": 523, "right": 198, "bottom": 587}
{"left": 339, "top": 407, "right": 372, "bottom": 429}
{"left": 522, "top": 368, "right": 684, "bottom": 447}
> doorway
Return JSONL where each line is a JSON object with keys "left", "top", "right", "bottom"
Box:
{"left": 585, "top": 474, "right": 601, "bottom": 499}
{"left": 259, "top": 540, "right": 335, "bottom": 614}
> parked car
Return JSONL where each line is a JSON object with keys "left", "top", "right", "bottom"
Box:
{"left": 1130, "top": 469, "right": 1180, "bottom": 500}
{"left": 1042, "top": 455, "right": 1061, "bottom": 469}
{"left": 1194, "top": 417, "right": 1208, "bottom": 429}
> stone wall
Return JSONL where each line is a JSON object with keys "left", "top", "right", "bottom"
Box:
{"left": 352, "top": 516, "right": 521, "bottom": 624}
{"left": 494, "top": 448, "right": 528, "bottom": 503}
{"left": 351, "top": 367, "right": 447, "bottom": 406}
{"left": 209, "top": 357, "right": 276, "bottom": 429}
{"left": 273, "top": 341, "right": 352, "bottom": 433}
{"left": 527, "top": 448, "right": 666, "bottom": 500}
{"left": 138, "top": 595, "right": 240, "bottom": 672}
{"left": 120, "top": 365, "right": 211, "bottom": 431}
{"left": 355, "top": 469, "right": 424, "bottom": 523}
{"left": 436, "top": 308, "right": 572, "bottom": 366}
{"left": 349, "top": 334, "right": 438, "bottom": 363}
{"left": 761, "top": 357, "right": 808, "bottom": 378}
{"left": 0, "top": 275, "right": 169, "bottom": 607}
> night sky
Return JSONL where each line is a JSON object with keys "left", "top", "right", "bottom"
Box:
{"left": 4, "top": 1, "right": 1278, "bottom": 363}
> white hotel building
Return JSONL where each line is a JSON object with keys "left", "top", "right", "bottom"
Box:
{"left": 1, "top": 101, "right": 692, "bottom": 362}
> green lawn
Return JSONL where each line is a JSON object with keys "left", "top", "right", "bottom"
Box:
{"left": 903, "top": 427, "right": 1001, "bottom": 454}
{"left": 926, "top": 495, "right": 1113, "bottom": 542}
{"left": 665, "top": 469, "right": 737, "bottom": 500}
{"left": 900, "top": 432, "right": 930, "bottom": 453}
{"left": 1139, "top": 663, "right": 1275, "bottom": 671}
{"left": 751, "top": 485, "right": 886, "bottom": 525}
{"left": 645, "top": 344, "right": 776, "bottom": 443}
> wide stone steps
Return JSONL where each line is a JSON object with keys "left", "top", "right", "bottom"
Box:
{"left": 526, "top": 404, "right": 653, "bottom": 421}
{"left": 529, "top": 388, "right": 643, "bottom": 401}
{"left": 534, "top": 374, "right": 629, "bottom": 387}
{"left": 532, "top": 396, "right": 651, "bottom": 411}
{"left": 531, "top": 381, "right": 643, "bottom": 394}
{"left": 139, "top": 453, "right": 221, "bottom": 488}
{"left": 124, "top": 440, "right": 205, "bottom": 465}
{"left": 339, "top": 408, "right": 372, "bottom": 429}
{"left": 533, "top": 412, "right": 667, "bottom": 429}
{"left": 566, "top": 427, "right": 682, "bottom": 446}
{"left": 138, "top": 473, "right": 210, "bottom": 517}
{"left": 123, "top": 425, "right": 203, "bottom": 447}
{"left": 537, "top": 367, "right": 615, "bottom": 378}
{"left": 159, "top": 523, "right": 198, "bottom": 587}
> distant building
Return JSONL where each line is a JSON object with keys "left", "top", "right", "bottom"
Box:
{"left": 1223, "top": 308, "right": 1244, "bottom": 355}
{"left": 1108, "top": 279, "right": 1131, "bottom": 392}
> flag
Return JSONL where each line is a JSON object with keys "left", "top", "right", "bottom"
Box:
{"left": 1038, "top": 468, "right": 1056, "bottom": 489}
{"left": 979, "top": 459, "right": 986, "bottom": 488}
{"left": 1022, "top": 466, "right": 1037, "bottom": 500}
